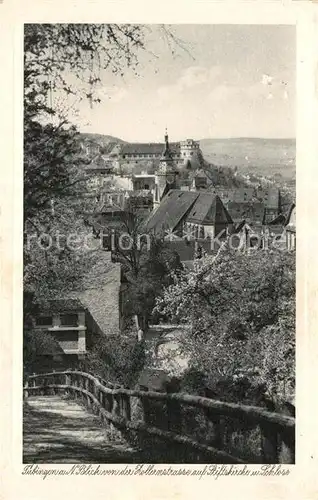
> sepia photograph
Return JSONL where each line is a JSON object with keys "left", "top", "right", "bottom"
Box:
{"left": 22, "top": 23, "right": 296, "bottom": 465}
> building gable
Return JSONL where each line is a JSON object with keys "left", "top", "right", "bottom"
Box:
{"left": 145, "top": 190, "right": 199, "bottom": 235}
{"left": 186, "top": 194, "right": 233, "bottom": 226}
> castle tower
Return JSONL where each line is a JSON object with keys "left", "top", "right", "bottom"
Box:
{"left": 180, "top": 139, "right": 201, "bottom": 164}
{"left": 155, "top": 129, "right": 178, "bottom": 203}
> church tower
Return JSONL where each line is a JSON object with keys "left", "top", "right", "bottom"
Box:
{"left": 155, "top": 129, "right": 178, "bottom": 203}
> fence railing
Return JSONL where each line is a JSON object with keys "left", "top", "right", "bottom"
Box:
{"left": 24, "top": 370, "right": 295, "bottom": 464}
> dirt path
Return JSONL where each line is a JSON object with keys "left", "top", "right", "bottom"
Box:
{"left": 23, "top": 396, "right": 143, "bottom": 463}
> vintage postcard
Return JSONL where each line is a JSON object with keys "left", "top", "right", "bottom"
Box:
{"left": 1, "top": 0, "right": 318, "bottom": 499}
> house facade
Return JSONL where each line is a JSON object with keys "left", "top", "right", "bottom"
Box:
{"left": 33, "top": 258, "right": 122, "bottom": 370}
{"left": 35, "top": 299, "right": 87, "bottom": 360}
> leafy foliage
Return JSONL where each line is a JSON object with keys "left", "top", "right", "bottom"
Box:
{"left": 23, "top": 25, "right": 150, "bottom": 372}
{"left": 110, "top": 213, "right": 183, "bottom": 328}
{"left": 81, "top": 334, "right": 146, "bottom": 387}
{"left": 23, "top": 24, "right": 187, "bottom": 373}
{"left": 23, "top": 329, "right": 63, "bottom": 375}
{"left": 24, "top": 24, "right": 146, "bottom": 121}
{"left": 154, "top": 248, "right": 295, "bottom": 407}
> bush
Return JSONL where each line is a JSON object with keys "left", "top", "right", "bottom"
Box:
{"left": 81, "top": 334, "right": 146, "bottom": 388}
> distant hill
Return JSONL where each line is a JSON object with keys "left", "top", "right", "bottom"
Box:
{"left": 200, "top": 137, "right": 296, "bottom": 180}
{"left": 79, "top": 133, "right": 296, "bottom": 181}
{"left": 79, "top": 132, "right": 126, "bottom": 146}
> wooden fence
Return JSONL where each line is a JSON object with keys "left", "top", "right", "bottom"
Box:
{"left": 24, "top": 370, "right": 295, "bottom": 464}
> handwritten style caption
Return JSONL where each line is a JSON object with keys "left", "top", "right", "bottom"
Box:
{"left": 22, "top": 464, "right": 291, "bottom": 480}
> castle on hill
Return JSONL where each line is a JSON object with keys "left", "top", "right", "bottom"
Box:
{"left": 81, "top": 130, "right": 202, "bottom": 169}
{"left": 82, "top": 129, "right": 287, "bottom": 231}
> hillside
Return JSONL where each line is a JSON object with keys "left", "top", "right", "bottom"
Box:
{"left": 80, "top": 133, "right": 126, "bottom": 146}
{"left": 200, "top": 137, "right": 295, "bottom": 181}
{"left": 79, "top": 133, "right": 296, "bottom": 183}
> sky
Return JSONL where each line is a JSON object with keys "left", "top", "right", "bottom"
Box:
{"left": 66, "top": 25, "right": 295, "bottom": 142}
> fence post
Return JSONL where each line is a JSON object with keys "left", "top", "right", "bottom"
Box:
{"left": 279, "top": 429, "right": 295, "bottom": 464}
{"left": 166, "top": 390, "right": 182, "bottom": 433}
{"left": 260, "top": 398, "right": 280, "bottom": 464}
{"left": 72, "top": 372, "right": 77, "bottom": 398}
{"left": 76, "top": 373, "right": 82, "bottom": 399}
{"left": 121, "top": 394, "right": 131, "bottom": 422}
{"left": 205, "top": 411, "right": 224, "bottom": 449}
{"left": 79, "top": 373, "right": 83, "bottom": 398}
{"left": 204, "top": 388, "right": 224, "bottom": 450}
{"left": 65, "top": 371, "right": 71, "bottom": 392}
{"left": 139, "top": 388, "right": 151, "bottom": 425}
{"left": 260, "top": 423, "right": 279, "bottom": 463}
{"left": 81, "top": 376, "right": 89, "bottom": 408}
{"left": 93, "top": 379, "right": 98, "bottom": 398}
{"left": 105, "top": 392, "right": 113, "bottom": 414}
{"left": 279, "top": 402, "right": 295, "bottom": 464}
{"left": 102, "top": 391, "right": 113, "bottom": 427}
{"left": 98, "top": 387, "right": 105, "bottom": 420}
{"left": 52, "top": 370, "right": 57, "bottom": 395}
{"left": 110, "top": 393, "right": 122, "bottom": 437}
{"left": 165, "top": 380, "right": 183, "bottom": 461}
{"left": 112, "top": 394, "right": 121, "bottom": 419}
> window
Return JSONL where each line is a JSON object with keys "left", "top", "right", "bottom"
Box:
{"left": 36, "top": 316, "right": 53, "bottom": 326}
{"left": 60, "top": 313, "right": 78, "bottom": 327}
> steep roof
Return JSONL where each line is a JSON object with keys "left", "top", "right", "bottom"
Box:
{"left": 38, "top": 298, "right": 84, "bottom": 313}
{"left": 161, "top": 180, "right": 177, "bottom": 199}
{"left": 121, "top": 142, "right": 180, "bottom": 156}
{"left": 78, "top": 263, "right": 121, "bottom": 336}
{"left": 226, "top": 201, "right": 265, "bottom": 223}
{"left": 285, "top": 203, "right": 296, "bottom": 231}
{"left": 37, "top": 253, "right": 121, "bottom": 337}
{"left": 101, "top": 141, "right": 118, "bottom": 154}
{"left": 145, "top": 190, "right": 199, "bottom": 235}
{"left": 285, "top": 203, "right": 296, "bottom": 226}
{"left": 268, "top": 213, "right": 286, "bottom": 225}
{"left": 69, "top": 253, "right": 121, "bottom": 336}
{"left": 224, "top": 188, "right": 255, "bottom": 203}
{"left": 187, "top": 194, "right": 233, "bottom": 225}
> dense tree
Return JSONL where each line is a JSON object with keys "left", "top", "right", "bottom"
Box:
{"left": 154, "top": 248, "right": 295, "bottom": 407}
{"left": 109, "top": 212, "right": 183, "bottom": 329}
{"left": 81, "top": 334, "right": 146, "bottom": 388}
{"left": 23, "top": 24, "right": 187, "bottom": 371}
{"left": 24, "top": 25, "right": 148, "bottom": 371}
